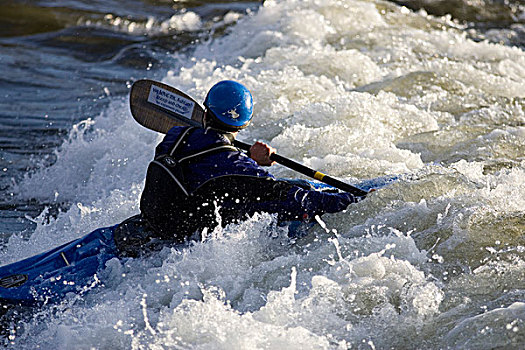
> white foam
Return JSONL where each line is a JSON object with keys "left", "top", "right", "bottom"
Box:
{"left": 82, "top": 11, "right": 204, "bottom": 35}
{"left": 8, "top": 0, "right": 525, "bottom": 348}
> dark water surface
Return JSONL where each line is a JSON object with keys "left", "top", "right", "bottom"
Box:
{"left": 0, "top": 0, "right": 259, "bottom": 238}
{"left": 393, "top": 0, "right": 525, "bottom": 47}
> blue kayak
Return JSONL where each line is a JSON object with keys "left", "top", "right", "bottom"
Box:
{"left": 0, "top": 226, "right": 120, "bottom": 306}
{"left": 0, "top": 176, "right": 396, "bottom": 306}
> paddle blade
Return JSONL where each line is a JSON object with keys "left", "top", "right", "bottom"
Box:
{"left": 129, "top": 79, "right": 204, "bottom": 133}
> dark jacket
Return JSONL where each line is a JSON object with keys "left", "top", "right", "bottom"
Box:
{"left": 139, "top": 126, "right": 360, "bottom": 242}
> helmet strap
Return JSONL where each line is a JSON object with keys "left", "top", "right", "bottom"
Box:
{"left": 203, "top": 109, "right": 239, "bottom": 134}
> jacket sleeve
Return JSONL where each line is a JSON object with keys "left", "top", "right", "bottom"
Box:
{"left": 287, "top": 186, "right": 361, "bottom": 216}
{"left": 218, "top": 177, "right": 363, "bottom": 223}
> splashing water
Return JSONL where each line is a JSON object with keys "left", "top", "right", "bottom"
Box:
{"left": 3, "top": 0, "right": 525, "bottom": 348}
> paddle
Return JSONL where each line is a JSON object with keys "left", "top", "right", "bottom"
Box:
{"left": 129, "top": 79, "right": 369, "bottom": 197}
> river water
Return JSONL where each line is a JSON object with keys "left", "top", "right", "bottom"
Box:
{"left": 0, "top": 0, "right": 524, "bottom": 348}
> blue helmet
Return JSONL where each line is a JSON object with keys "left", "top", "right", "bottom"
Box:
{"left": 203, "top": 80, "right": 253, "bottom": 131}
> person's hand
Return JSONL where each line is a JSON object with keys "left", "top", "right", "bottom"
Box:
{"left": 249, "top": 141, "right": 276, "bottom": 166}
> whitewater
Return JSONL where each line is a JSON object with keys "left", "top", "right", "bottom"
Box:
{"left": 2, "top": 0, "right": 524, "bottom": 348}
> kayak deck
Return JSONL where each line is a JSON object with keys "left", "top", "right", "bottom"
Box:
{"left": 0, "top": 226, "right": 119, "bottom": 306}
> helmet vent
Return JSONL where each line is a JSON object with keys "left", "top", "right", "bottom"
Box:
{"left": 227, "top": 109, "right": 240, "bottom": 119}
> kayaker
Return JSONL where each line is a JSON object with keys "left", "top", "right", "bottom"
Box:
{"left": 115, "top": 81, "right": 366, "bottom": 256}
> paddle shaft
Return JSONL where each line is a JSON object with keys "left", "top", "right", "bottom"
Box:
{"left": 155, "top": 115, "right": 368, "bottom": 197}
{"left": 233, "top": 140, "right": 367, "bottom": 197}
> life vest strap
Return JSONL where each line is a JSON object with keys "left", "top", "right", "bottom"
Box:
{"left": 151, "top": 159, "right": 189, "bottom": 196}
{"left": 177, "top": 145, "right": 238, "bottom": 164}
{"left": 152, "top": 127, "right": 241, "bottom": 196}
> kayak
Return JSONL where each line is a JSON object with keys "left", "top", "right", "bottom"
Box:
{"left": 0, "top": 176, "right": 396, "bottom": 306}
{"left": 0, "top": 226, "right": 120, "bottom": 306}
